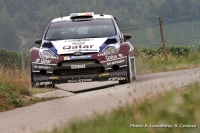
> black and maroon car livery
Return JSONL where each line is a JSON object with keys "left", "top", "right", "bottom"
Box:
{"left": 30, "top": 12, "right": 136, "bottom": 86}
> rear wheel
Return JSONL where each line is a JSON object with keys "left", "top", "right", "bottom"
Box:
{"left": 119, "top": 55, "right": 132, "bottom": 84}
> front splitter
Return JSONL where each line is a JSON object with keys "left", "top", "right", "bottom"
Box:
{"left": 32, "top": 71, "right": 127, "bottom": 84}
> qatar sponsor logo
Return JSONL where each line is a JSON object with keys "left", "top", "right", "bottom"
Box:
{"left": 63, "top": 45, "right": 94, "bottom": 50}
{"left": 41, "top": 59, "right": 51, "bottom": 64}
{"left": 105, "top": 55, "right": 118, "bottom": 60}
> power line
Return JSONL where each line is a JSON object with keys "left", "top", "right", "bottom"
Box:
{"left": 121, "top": 22, "right": 158, "bottom": 30}
{"left": 165, "top": 15, "right": 191, "bottom": 23}
{"left": 121, "top": 14, "right": 197, "bottom": 31}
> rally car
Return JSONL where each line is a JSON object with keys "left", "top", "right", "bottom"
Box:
{"left": 30, "top": 12, "right": 136, "bottom": 87}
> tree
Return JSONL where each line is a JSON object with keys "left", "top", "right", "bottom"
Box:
{"left": 0, "top": 6, "right": 21, "bottom": 51}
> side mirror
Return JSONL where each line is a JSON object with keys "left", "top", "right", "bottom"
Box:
{"left": 123, "top": 34, "right": 132, "bottom": 41}
{"left": 34, "top": 38, "right": 42, "bottom": 45}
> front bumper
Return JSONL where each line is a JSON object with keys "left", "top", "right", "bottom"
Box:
{"left": 32, "top": 70, "right": 127, "bottom": 84}
{"left": 31, "top": 56, "right": 128, "bottom": 84}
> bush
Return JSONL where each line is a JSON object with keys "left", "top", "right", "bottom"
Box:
{"left": 167, "top": 46, "right": 192, "bottom": 56}
{"left": 0, "top": 48, "right": 30, "bottom": 70}
{"left": 134, "top": 46, "right": 192, "bottom": 59}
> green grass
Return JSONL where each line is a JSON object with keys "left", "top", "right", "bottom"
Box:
{"left": 136, "top": 51, "right": 200, "bottom": 74}
{"left": 45, "top": 83, "right": 200, "bottom": 133}
{"left": 0, "top": 78, "right": 55, "bottom": 112}
{"left": 0, "top": 65, "right": 56, "bottom": 112}
{"left": 0, "top": 79, "right": 29, "bottom": 111}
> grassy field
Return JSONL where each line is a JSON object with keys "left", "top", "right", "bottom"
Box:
{"left": 47, "top": 82, "right": 200, "bottom": 133}
{"left": 126, "top": 21, "right": 200, "bottom": 49}
{"left": 136, "top": 50, "right": 200, "bottom": 74}
{"left": 0, "top": 65, "right": 55, "bottom": 112}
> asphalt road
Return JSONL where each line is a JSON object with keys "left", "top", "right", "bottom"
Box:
{"left": 0, "top": 68, "right": 200, "bottom": 133}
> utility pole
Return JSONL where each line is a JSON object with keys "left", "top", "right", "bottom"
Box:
{"left": 158, "top": 16, "right": 167, "bottom": 60}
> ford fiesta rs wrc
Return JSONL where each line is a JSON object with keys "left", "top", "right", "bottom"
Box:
{"left": 30, "top": 12, "right": 136, "bottom": 87}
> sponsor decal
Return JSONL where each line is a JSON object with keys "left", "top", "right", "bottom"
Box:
{"left": 105, "top": 55, "right": 118, "bottom": 61}
{"left": 35, "top": 59, "right": 40, "bottom": 63}
{"left": 108, "top": 77, "right": 126, "bottom": 81}
{"left": 65, "top": 50, "right": 77, "bottom": 53}
{"left": 106, "top": 59, "right": 125, "bottom": 66}
{"left": 63, "top": 45, "right": 94, "bottom": 50}
{"left": 79, "top": 49, "right": 98, "bottom": 51}
{"left": 72, "top": 18, "right": 93, "bottom": 22}
{"left": 49, "top": 76, "right": 59, "bottom": 80}
{"left": 41, "top": 59, "right": 51, "bottom": 64}
{"left": 99, "top": 73, "right": 109, "bottom": 77}
{"left": 68, "top": 79, "right": 92, "bottom": 83}
{"left": 72, "top": 55, "right": 92, "bottom": 60}
{"left": 34, "top": 65, "right": 51, "bottom": 70}
{"left": 71, "top": 64, "right": 86, "bottom": 69}
{"left": 72, "top": 42, "right": 85, "bottom": 45}
{"left": 118, "top": 54, "right": 123, "bottom": 57}
{"left": 64, "top": 55, "right": 92, "bottom": 60}
{"left": 64, "top": 56, "right": 70, "bottom": 60}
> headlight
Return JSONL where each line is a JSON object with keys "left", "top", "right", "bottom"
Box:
{"left": 40, "top": 49, "right": 58, "bottom": 59}
{"left": 98, "top": 43, "right": 120, "bottom": 56}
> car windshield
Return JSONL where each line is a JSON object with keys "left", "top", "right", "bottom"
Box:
{"left": 44, "top": 18, "right": 116, "bottom": 40}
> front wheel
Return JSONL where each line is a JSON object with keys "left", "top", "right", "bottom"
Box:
{"left": 30, "top": 62, "right": 56, "bottom": 88}
{"left": 30, "top": 62, "right": 35, "bottom": 88}
{"left": 119, "top": 55, "right": 133, "bottom": 84}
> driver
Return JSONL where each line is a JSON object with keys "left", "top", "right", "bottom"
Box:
{"left": 97, "top": 26, "right": 105, "bottom": 37}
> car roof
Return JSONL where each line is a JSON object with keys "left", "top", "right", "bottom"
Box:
{"left": 51, "top": 13, "right": 114, "bottom": 23}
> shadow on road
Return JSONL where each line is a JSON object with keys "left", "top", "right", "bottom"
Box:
{"left": 63, "top": 83, "right": 119, "bottom": 93}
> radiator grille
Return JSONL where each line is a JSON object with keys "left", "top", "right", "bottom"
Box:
{"left": 54, "top": 67, "right": 105, "bottom": 76}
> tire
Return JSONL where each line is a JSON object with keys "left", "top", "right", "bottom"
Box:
{"left": 30, "top": 62, "right": 35, "bottom": 88}
{"left": 132, "top": 57, "right": 136, "bottom": 81}
{"left": 30, "top": 62, "right": 56, "bottom": 88}
{"left": 119, "top": 55, "right": 132, "bottom": 84}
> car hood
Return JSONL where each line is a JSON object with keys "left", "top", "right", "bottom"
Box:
{"left": 51, "top": 38, "right": 108, "bottom": 54}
